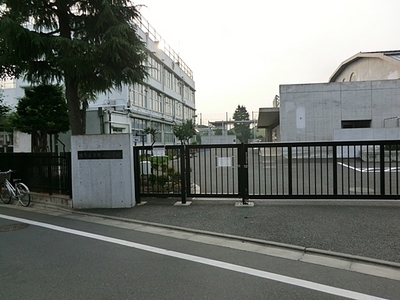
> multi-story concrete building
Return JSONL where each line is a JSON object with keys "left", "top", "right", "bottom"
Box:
{"left": 258, "top": 50, "right": 400, "bottom": 142}
{"left": 0, "top": 16, "right": 196, "bottom": 152}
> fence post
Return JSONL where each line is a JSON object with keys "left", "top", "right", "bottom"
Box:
{"left": 287, "top": 146, "right": 292, "bottom": 196}
{"left": 238, "top": 143, "right": 249, "bottom": 204}
{"left": 181, "top": 145, "right": 187, "bottom": 204}
{"left": 332, "top": 145, "right": 338, "bottom": 196}
{"left": 380, "top": 143, "right": 385, "bottom": 196}
{"left": 48, "top": 154, "right": 53, "bottom": 195}
{"left": 133, "top": 147, "right": 141, "bottom": 204}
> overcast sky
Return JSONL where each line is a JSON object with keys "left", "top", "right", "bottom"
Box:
{"left": 139, "top": 0, "right": 400, "bottom": 125}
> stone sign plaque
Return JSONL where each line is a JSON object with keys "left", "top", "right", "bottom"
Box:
{"left": 78, "top": 150, "right": 123, "bottom": 160}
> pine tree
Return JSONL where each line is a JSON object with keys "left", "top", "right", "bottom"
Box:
{"left": 232, "top": 105, "right": 251, "bottom": 143}
{"left": 0, "top": 0, "right": 147, "bottom": 135}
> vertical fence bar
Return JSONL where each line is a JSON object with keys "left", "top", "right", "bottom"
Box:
{"left": 308, "top": 145, "right": 311, "bottom": 194}
{"left": 389, "top": 146, "right": 392, "bottom": 194}
{"left": 366, "top": 144, "right": 370, "bottom": 195}
{"left": 181, "top": 145, "right": 187, "bottom": 204}
{"left": 397, "top": 146, "right": 399, "bottom": 196}
{"left": 288, "top": 146, "right": 292, "bottom": 196}
{"left": 314, "top": 146, "right": 317, "bottom": 195}
{"left": 238, "top": 143, "right": 249, "bottom": 203}
{"left": 380, "top": 143, "right": 385, "bottom": 196}
{"left": 326, "top": 146, "right": 329, "bottom": 194}
{"left": 333, "top": 145, "right": 337, "bottom": 196}
{"left": 133, "top": 147, "right": 141, "bottom": 204}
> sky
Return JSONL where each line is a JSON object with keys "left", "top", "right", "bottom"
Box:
{"left": 138, "top": 0, "right": 400, "bottom": 125}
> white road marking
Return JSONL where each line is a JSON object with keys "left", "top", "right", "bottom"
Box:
{"left": 338, "top": 162, "right": 400, "bottom": 173}
{"left": 0, "top": 214, "right": 388, "bottom": 300}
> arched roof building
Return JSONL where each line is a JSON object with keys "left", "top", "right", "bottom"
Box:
{"left": 329, "top": 50, "right": 400, "bottom": 82}
{"left": 258, "top": 50, "right": 400, "bottom": 142}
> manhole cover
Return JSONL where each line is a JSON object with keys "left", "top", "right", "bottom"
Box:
{"left": 0, "top": 223, "right": 30, "bottom": 232}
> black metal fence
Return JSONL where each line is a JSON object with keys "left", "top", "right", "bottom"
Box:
{"left": 0, "top": 152, "right": 72, "bottom": 197}
{"left": 134, "top": 140, "right": 400, "bottom": 203}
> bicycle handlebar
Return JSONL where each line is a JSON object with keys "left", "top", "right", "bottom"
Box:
{"left": 0, "top": 169, "right": 16, "bottom": 175}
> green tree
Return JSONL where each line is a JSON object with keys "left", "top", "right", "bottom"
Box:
{"left": 12, "top": 84, "right": 70, "bottom": 152}
{"left": 0, "top": 92, "right": 10, "bottom": 118}
{"left": 0, "top": 90, "right": 13, "bottom": 145}
{"left": 173, "top": 120, "right": 196, "bottom": 145}
{"left": 144, "top": 127, "right": 158, "bottom": 147}
{"left": 0, "top": 0, "right": 147, "bottom": 135}
{"left": 232, "top": 105, "right": 251, "bottom": 143}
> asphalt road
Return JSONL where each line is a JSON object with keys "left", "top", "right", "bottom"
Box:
{"left": 1, "top": 206, "right": 399, "bottom": 300}
{"left": 82, "top": 199, "right": 400, "bottom": 264}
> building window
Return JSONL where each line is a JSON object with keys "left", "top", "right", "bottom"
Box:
{"left": 164, "top": 69, "right": 173, "bottom": 89}
{"left": 132, "top": 118, "right": 147, "bottom": 131}
{"left": 174, "top": 77, "right": 181, "bottom": 94}
{"left": 175, "top": 102, "right": 182, "bottom": 118}
{"left": 165, "top": 97, "right": 173, "bottom": 116}
{"left": 148, "top": 56, "right": 161, "bottom": 82}
{"left": 0, "top": 77, "right": 16, "bottom": 89}
{"left": 112, "top": 127, "right": 125, "bottom": 133}
{"left": 183, "top": 85, "right": 189, "bottom": 100}
{"left": 149, "top": 89, "right": 162, "bottom": 113}
{"left": 341, "top": 120, "right": 371, "bottom": 128}
{"left": 190, "top": 90, "right": 195, "bottom": 104}
{"left": 131, "top": 83, "right": 146, "bottom": 108}
{"left": 164, "top": 124, "right": 174, "bottom": 143}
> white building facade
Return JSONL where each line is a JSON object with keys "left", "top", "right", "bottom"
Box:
{"left": 258, "top": 50, "right": 400, "bottom": 142}
{"left": 1, "top": 17, "right": 196, "bottom": 152}
{"left": 280, "top": 79, "right": 400, "bottom": 142}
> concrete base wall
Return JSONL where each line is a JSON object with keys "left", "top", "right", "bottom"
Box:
{"left": 71, "top": 134, "right": 135, "bottom": 208}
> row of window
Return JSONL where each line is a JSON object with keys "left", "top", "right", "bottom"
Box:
{"left": 131, "top": 119, "right": 175, "bottom": 143}
{"left": 148, "top": 55, "right": 195, "bottom": 103}
{"left": 129, "top": 83, "right": 192, "bottom": 118}
{"left": 0, "top": 77, "right": 16, "bottom": 89}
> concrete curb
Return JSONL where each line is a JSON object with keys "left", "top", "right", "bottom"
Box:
{"left": 9, "top": 196, "right": 400, "bottom": 271}
{"left": 63, "top": 208, "right": 400, "bottom": 271}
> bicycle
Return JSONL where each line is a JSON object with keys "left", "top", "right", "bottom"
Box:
{"left": 0, "top": 170, "right": 31, "bottom": 207}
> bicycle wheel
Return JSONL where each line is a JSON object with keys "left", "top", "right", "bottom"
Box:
{"left": 15, "top": 183, "right": 31, "bottom": 207}
{"left": 0, "top": 182, "right": 12, "bottom": 204}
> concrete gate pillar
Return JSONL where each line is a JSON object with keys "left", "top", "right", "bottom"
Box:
{"left": 71, "top": 134, "right": 136, "bottom": 208}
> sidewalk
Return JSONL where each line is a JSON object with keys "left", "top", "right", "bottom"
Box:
{"left": 82, "top": 198, "right": 400, "bottom": 265}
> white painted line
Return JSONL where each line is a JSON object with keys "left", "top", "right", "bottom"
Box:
{"left": 0, "top": 214, "right": 388, "bottom": 300}
{"left": 338, "top": 162, "right": 400, "bottom": 173}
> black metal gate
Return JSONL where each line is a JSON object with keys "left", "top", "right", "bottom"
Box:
{"left": 134, "top": 140, "right": 400, "bottom": 203}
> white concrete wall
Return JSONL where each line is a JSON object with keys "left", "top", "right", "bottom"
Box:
{"left": 280, "top": 79, "right": 400, "bottom": 142}
{"left": 334, "top": 127, "right": 400, "bottom": 141}
{"left": 12, "top": 130, "right": 31, "bottom": 152}
{"left": 71, "top": 134, "right": 135, "bottom": 208}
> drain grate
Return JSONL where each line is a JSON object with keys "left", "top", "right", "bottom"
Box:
{"left": 0, "top": 223, "right": 30, "bottom": 232}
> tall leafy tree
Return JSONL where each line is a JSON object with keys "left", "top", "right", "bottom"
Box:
{"left": 0, "top": 89, "right": 13, "bottom": 143}
{"left": 0, "top": 0, "right": 147, "bottom": 135}
{"left": 0, "top": 90, "right": 10, "bottom": 118}
{"left": 12, "top": 84, "right": 70, "bottom": 152}
{"left": 173, "top": 119, "right": 196, "bottom": 145}
{"left": 232, "top": 105, "right": 251, "bottom": 143}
